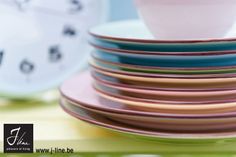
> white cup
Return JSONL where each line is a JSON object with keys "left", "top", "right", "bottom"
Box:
{"left": 134, "top": 0, "right": 236, "bottom": 40}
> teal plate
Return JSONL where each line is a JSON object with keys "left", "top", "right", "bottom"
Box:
{"left": 89, "top": 20, "right": 236, "bottom": 52}
{"left": 92, "top": 56, "right": 236, "bottom": 75}
{"left": 90, "top": 60, "right": 236, "bottom": 79}
{"left": 92, "top": 49, "right": 236, "bottom": 68}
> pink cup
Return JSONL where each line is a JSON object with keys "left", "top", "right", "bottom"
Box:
{"left": 134, "top": 0, "right": 236, "bottom": 40}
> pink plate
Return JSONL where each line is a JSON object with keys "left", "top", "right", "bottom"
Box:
{"left": 94, "top": 76, "right": 236, "bottom": 104}
{"left": 61, "top": 97, "right": 236, "bottom": 132}
{"left": 60, "top": 72, "right": 236, "bottom": 117}
{"left": 60, "top": 99, "right": 236, "bottom": 140}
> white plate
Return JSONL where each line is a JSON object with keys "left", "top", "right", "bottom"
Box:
{"left": 90, "top": 20, "right": 236, "bottom": 43}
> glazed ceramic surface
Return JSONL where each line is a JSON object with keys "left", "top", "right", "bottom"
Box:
{"left": 92, "top": 49, "right": 236, "bottom": 68}
{"left": 95, "top": 86, "right": 236, "bottom": 113}
{"left": 91, "top": 68, "right": 236, "bottom": 91}
{"left": 60, "top": 72, "right": 236, "bottom": 115}
{"left": 92, "top": 56, "right": 236, "bottom": 75}
{"left": 134, "top": 0, "right": 236, "bottom": 40}
{"left": 92, "top": 70, "right": 236, "bottom": 91}
{"left": 92, "top": 42, "right": 236, "bottom": 56}
{"left": 93, "top": 71, "right": 236, "bottom": 92}
{"left": 89, "top": 20, "right": 236, "bottom": 52}
{"left": 61, "top": 98, "right": 236, "bottom": 132}
{"left": 91, "top": 59, "right": 236, "bottom": 79}
{"left": 94, "top": 77, "right": 236, "bottom": 104}
{"left": 92, "top": 71, "right": 236, "bottom": 91}
{"left": 60, "top": 99, "right": 236, "bottom": 140}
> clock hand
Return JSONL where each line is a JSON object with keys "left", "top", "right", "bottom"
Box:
{"left": 49, "top": 45, "right": 63, "bottom": 63}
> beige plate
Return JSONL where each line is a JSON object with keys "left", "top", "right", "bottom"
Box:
{"left": 91, "top": 67, "right": 236, "bottom": 90}
{"left": 95, "top": 87, "right": 236, "bottom": 113}
{"left": 94, "top": 77, "right": 236, "bottom": 104}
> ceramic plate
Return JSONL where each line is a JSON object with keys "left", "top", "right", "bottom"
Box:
{"left": 92, "top": 56, "right": 236, "bottom": 75}
{"left": 93, "top": 56, "right": 236, "bottom": 75}
{"left": 89, "top": 20, "right": 236, "bottom": 52}
{"left": 91, "top": 59, "right": 236, "bottom": 79}
{"left": 91, "top": 68, "right": 236, "bottom": 91}
{"left": 92, "top": 71, "right": 236, "bottom": 91}
{"left": 92, "top": 50, "right": 236, "bottom": 68}
{"left": 92, "top": 43, "right": 236, "bottom": 56}
{"left": 60, "top": 72, "right": 236, "bottom": 115}
{"left": 60, "top": 99, "right": 236, "bottom": 140}
{"left": 95, "top": 87, "right": 236, "bottom": 113}
{"left": 61, "top": 97, "right": 236, "bottom": 132}
{"left": 94, "top": 77, "right": 236, "bottom": 104}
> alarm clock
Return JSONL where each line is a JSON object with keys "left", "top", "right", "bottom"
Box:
{"left": 0, "top": 0, "right": 109, "bottom": 98}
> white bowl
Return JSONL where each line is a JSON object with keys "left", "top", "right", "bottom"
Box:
{"left": 134, "top": 0, "right": 236, "bottom": 40}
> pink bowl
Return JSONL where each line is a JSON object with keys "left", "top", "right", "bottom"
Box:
{"left": 134, "top": 0, "right": 236, "bottom": 40}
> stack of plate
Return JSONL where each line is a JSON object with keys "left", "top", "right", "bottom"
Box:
{"left": 60, "top": 20, "right": 236, "bottom": 141}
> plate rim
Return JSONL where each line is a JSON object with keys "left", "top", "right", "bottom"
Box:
{"left": 59, "top": 72, "right": 236, "bottom": 119}
{"left": 89, "top": 20, "right": 236, "bottom": 44}
{"left": 92, "top": 55, "right": 236, "bottom": 71}
{"left": 91, "top": 42, "right": 236, "bottom": 56}
{"left": 91, "top": 60, "right": 236, "bottom": 79}
{"left": 60, "top": 100, "right": 236, "bottom": 140}
{"left": 95, "top": 86, "right": 236, "bottom": 110}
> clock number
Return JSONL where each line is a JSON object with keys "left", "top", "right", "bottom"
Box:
{"left": 0, "top": 51, "right": 4, "bottom": 67}
{"left": 63, "top": 25, "right": 77, "bottom": 37}
{"left": 49, "top": 45, "right": 63, "bottom": 63}
{"left": 19, "top": 59, "right": 35, "bottom": 75}
{"left": 69, "top": 0, "right": 83, "bottom": 13}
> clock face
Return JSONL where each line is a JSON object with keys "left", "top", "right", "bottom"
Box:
{"left": 0, "top": 0, "right": 109, "bottom": 98}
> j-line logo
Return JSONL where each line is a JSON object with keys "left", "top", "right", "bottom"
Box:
{"left": 4, "top": 124, "right": 33, "bottom": 153}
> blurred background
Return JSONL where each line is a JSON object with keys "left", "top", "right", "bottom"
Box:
{"left": 0, "top": 0, "right": 139, "bottom": 106}
{"left": 110, "top": 0, "right": 138, "bottom": 21}
{"left": 0, "top": 0, "right": 139, "bottom": 101}
{"left": 0, "top": 0, "right": 142, "bottom": 153}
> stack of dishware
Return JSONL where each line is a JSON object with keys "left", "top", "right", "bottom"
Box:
{"left": 60, "top": 0, "right": 236, "bottom": 141}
